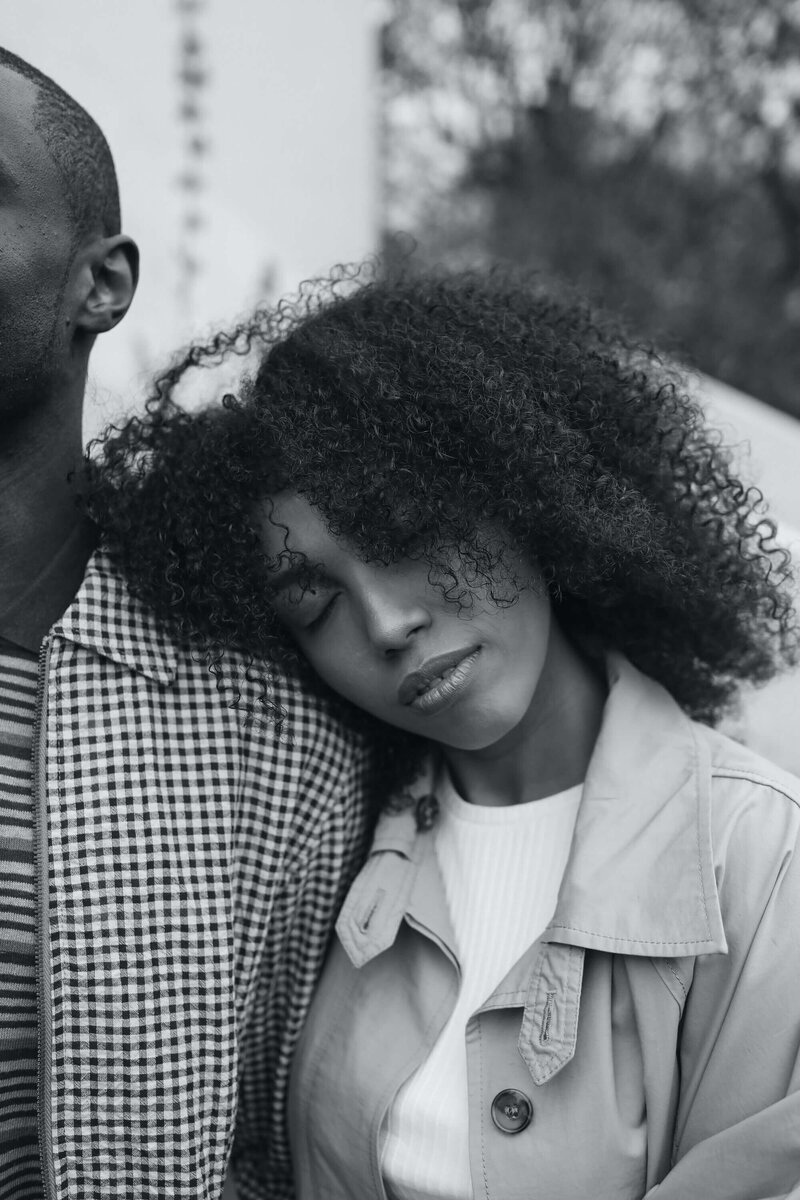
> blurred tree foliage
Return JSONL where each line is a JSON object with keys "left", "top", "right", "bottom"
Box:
{"left": 381, "top": 0, "right": 800, "bottom": 414}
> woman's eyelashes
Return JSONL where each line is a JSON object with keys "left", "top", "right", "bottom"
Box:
{"left": 303, "top": 592, "right": 340, "bottom": 632}
{"left": 273, "top": 583, "right": 339, "bottom": 633}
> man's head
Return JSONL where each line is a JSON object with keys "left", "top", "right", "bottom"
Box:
{"left": 0, "top": 48, "right": 138, "bottom": 422}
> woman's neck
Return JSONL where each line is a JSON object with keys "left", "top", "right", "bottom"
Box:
{"left": 442, "top": 628, "right": 606, "bottom": 807}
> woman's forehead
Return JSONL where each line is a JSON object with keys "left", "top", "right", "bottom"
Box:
{"left": 257, "top": 491, "right": 534, "bottom": 587}
{"left": 258, "top": 492, "right": 342, "bottom": 561}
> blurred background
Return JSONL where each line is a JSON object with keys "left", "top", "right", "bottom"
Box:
{"left": 381, "top": 0, "right": 800, "bottom": 417}
{"left": 1, "top": 1, "right": 799, "bottom": 747}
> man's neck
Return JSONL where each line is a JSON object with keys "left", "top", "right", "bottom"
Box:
{"left": 0, "top": 398, "right": 86, "bottom": 611}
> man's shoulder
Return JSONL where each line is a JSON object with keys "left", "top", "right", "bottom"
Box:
{"left": 55, "top": 546, "right": 366, "bottom": 755}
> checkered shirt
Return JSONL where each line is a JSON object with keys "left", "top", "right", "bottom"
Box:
{"left": 38, "top": 550, "right": 373, "bottom": 1200}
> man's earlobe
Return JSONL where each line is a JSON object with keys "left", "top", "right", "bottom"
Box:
{"left": 75, "top": 235, "right": 139, "bottom": 335}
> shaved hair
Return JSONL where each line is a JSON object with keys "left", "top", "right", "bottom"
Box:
{"left": 0, "top": 46, "right": 121, "bottom": 241}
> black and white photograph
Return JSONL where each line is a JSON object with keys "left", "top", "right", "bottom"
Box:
{"left": 2, "top": 2, "right": 800, "bottom": 1197}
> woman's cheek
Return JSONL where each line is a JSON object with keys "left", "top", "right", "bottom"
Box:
{"left": 323, "top": 654, "right": 388, "bottom": 718}
{"left": 300, "top": 639, "right": 357, "bottom": 697}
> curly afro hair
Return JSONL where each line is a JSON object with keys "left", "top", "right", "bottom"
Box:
{"left": 87, "top": 262, "right": 797, "bottom": 760}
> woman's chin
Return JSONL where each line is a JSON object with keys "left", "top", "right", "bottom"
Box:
{"left": 408, "top": 700, "right": 531, "bottom": 754}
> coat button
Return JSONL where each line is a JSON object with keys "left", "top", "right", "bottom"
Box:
{"left": 491, "top": 1089, "right": 533, "bottom": 1134}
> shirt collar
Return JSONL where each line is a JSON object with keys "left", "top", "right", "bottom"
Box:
{"left": 338, "top": 653, "right": 727, "bottom": 967}
{"left": 50, "top": 547, "right": 180, "bottom": 686}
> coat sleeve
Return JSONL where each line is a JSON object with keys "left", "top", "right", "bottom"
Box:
{"left": 645, "top": 783, "right": 800, "bottom": 1200}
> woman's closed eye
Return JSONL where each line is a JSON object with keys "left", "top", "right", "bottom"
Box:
{"left": 303, "top": 591, "right": 340, "bottom": 632}
{"left": 273, "top": 584, "right": 340, "bottom": 633}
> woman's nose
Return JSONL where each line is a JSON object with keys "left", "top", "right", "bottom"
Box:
{"left": 360, "top": 573, "right": 431, "bottom": 655}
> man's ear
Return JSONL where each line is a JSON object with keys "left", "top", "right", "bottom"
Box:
{"left": 73, "top": 234, "right": 139, "bottom": 335}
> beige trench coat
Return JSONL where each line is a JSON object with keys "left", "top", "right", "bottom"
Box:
{"left": 289, "top": 655, "right": 800, "bottom": 1200}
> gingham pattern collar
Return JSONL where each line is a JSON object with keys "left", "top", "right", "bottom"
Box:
{"left": 52, "top": 549, "right": 179, "bottom": 684}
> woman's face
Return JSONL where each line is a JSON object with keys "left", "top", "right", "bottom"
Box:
{"left": 258, "top": 492, "right": 557, "bottom": 752}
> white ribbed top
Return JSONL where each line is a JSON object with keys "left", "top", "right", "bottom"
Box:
{"left": 381, "top": 772, "right": 582, "bottom": 1200}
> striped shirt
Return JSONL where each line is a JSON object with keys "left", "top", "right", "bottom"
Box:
{"left": 0, "top": 636, "right": 42, "bottom": 1199}
{"left": 0, "top": 514, "right": 95, "bottom": 1200}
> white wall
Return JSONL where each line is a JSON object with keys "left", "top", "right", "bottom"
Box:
{"left": 698, "top": 375, "right": 800, "bottom": 774}
{"left": 0, "top": 0, "right": 378, "bottom": 439}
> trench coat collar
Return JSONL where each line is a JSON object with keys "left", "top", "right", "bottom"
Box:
{"left": 50, "top": 548, "right": 180, "bottom": 686}
{"left": 544, "top": 653, "right": 726, "bottom": 957}
{"left": 337, "top": 653, "right": 727, "bottom": 968}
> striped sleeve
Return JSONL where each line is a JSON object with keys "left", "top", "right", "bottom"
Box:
{"left": 0, "top": 637, "right": 43, "bottom": 1199}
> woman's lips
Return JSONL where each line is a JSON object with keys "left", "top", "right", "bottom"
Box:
{"left": 398, "top": 646, "right": 482, "bottom": 715}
